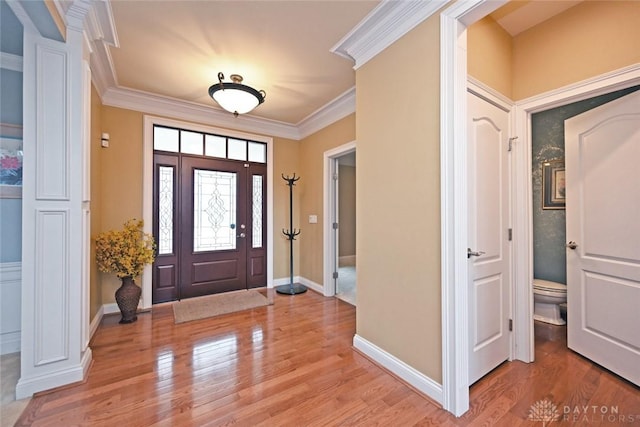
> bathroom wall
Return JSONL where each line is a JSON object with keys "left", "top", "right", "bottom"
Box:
{"left": 531, "top": 85, "right": 640, "bottom": 283}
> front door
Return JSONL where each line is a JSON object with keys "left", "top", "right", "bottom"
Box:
{"left": 152, "top": 126, "right": 267, "bottom": 302}
{"left": 565, "top": 90, "right": 640, "bottom": 386}
{"left": 467, "top": 90, "right": 512, "bottom": 384}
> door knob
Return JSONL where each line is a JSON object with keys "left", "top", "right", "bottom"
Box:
{"left": 467, "top": 248, "right": 486, "bottom": 258}
{"left": 566, "top": 241, "right": 578, "bottom": 249}
{"left": 238, "top": 232, "right": 246, "bottom": 238}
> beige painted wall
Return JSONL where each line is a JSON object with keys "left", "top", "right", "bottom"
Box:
{"left": 89, "top": 84, "right": 103, "bottom": 319}
{"left": 356, "top": 15, "right": 442, "bottom": 382}
{"left": 338, "top": 164, "right": 356, "bottom": 257}
{"left": 297, "top": 114, "right": 356, "bottom": 285}
{"left": 468, "top": 15, "right": 513, "bottom": 99}
{"left": 512, "top": 1, "right": 640, "bottom": 100}
{"left": 96, "top": 105, "right": 300, "bottom": 303}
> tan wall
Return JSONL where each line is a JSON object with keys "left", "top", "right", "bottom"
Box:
{"left": 512, "top": 1, "right": 640, "bottom": 100}
{"left": 356, "top": 15, "right": 442, "bottom": 382}
{"left": 468, "top": 15, "right": 513, "bottom": 99}
{"left": 338, "top": 164, "right": 356, "bottom": 257}
{"left": 98, "top": 106, "right": 145, "bottom": 302}
{"left": 297, "top": 114, "right": 356, "bottom": 285}
{"left": 89, "top": 84, "right": 103, "bottom": 319}
{"left": 272, "top": 136, "right": 301, "bottom": 280}
{"left": 96, "top": 105, "right": 299, "bottom": 303}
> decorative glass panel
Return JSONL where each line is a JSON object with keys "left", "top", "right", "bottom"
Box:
{"left": 154, "top": 126, "right": 179, "bottom": 152}
{"left": 248, "top": 142, "right": 267, "bottom": 163}
{"left": 228, "top": 138, "right": 247, "bottom": 161}
{"left": 158, "top": 166, "right": 174, "bottom": 254}
{"left": 193, "top": 169, "right": 237, "bottom": 252}
{"left": 181, "top": 130, "right": 203, "bottom": 155}
{"left": 252, "top": 175, "right": 263, "bottom": 248}
{"left": 205, "top": 135, "right": 226, "bottom": 158}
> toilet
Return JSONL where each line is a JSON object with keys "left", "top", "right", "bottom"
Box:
{"left": 533, "top": 279, "right": 567, "bottom": 325}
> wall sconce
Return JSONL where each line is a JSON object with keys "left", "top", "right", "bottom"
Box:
{"left": 101, "top": 133, "right": 110, "bottom": 148}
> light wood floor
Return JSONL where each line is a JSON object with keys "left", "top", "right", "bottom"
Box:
{"left": 15, "top": 290, "right": 640, "bottom": 426}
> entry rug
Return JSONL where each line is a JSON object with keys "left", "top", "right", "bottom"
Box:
{"left": 173, "top": 290, "right": 272, "bottom": 324}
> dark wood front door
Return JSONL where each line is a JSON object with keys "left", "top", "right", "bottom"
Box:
{"left": 153, "top": 154, "right": 267, "bottom": 302}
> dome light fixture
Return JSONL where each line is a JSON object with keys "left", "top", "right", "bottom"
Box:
{"left": 208, "top": 72, "right": 266, "bottom": 117}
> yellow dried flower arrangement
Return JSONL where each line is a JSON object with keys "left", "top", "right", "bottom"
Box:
{"left": 95, "top": 219, "right": 156, "bottom": 278}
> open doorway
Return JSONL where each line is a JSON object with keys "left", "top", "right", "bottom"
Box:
{"left": 335, "top": 152, "right": 356, "bottom": 305}
{"left": 323, "top": 142, "right": 356, "bottom": 303}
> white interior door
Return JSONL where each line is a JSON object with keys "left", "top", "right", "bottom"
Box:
{"left": 468, "top": 91, "right": 512, "bottom": 384}
{"left": 565, "top": 90, "right": 640, "bottom": 386}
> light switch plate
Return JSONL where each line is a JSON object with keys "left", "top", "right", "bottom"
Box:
{"left": 309, "top": 215, "right": 318, "bottom": 224}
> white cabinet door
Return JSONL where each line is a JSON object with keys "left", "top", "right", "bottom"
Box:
{"left": 565, "top": 90, "right": 640, "bottom": 386}
{"left": 468, "top": 92, "right": 512, "bottom": 385}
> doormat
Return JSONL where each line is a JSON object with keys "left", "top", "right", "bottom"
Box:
{"left": 173, "top": 290, "right": 272, "bottom": 324}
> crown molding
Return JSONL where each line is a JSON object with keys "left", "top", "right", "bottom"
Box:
{"left": 84, "top": 0, "right": 119, "bottom": 97}
{"left": 297, "top": 87, "right": 355, "bottom": 139}
{"left": 0, "top": 52, "right": 23, "bottom": 72}
{"left": 102, "top": 86, "right": 302, "bottom": 140}
{"left": 332, "top": 0, "right": 449, "bottom": 70}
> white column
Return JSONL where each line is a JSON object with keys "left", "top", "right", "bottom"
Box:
{"left": 16, "top": 19, "right": 92, "bottom": 399}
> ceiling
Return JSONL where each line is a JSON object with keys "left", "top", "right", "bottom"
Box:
{"left": 55, "top": 1, "right": 581, "bottom": 131}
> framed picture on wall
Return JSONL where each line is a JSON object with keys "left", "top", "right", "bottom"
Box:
{"left": 0, "top": 123, "right": 23, "bottom": 199}
{"left": 542, "top": 159, "right": 565, "bottom": 209}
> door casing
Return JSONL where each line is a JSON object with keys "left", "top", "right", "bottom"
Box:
{"left": 323, "top": 141, "right": 356, "bottom": 297}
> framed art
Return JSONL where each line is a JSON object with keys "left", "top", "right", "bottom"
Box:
{"left": 542, "top": 159, "right": 565, "bottom": 209}
{"left": 0, "top": 123, "right": 23, "bottom": 199}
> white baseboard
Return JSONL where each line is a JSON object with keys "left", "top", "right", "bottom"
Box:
{"left": 1, "top": 331, "right": 21, "bottom": 355}
{"left": 102, "top": 303, "right": 120, "bottom": 315}
{"left": 353, "top": 334, "right": 443, "bottom": 406}
{"left": 89, "top": 306, "right": 104, "bottom": 341}
{"left": 15, "top": 350, "right": 93, "bottom": 399}
{"left": 273, "top": 276, "right": 324, "bottom": 295}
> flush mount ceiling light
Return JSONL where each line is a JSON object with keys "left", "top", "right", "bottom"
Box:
{"left": 208, "top": 72, "right": 266, "bottom": 117}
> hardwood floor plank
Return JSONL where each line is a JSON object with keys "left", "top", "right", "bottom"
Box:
{"left": 14, "top": 291, "right": 640, "bottom": 426}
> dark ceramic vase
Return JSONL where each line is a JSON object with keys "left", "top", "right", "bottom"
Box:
{"left": 115, "top": 276, "right": 141, "bottom": 324}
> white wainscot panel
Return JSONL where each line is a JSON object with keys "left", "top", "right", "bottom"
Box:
{"left": 0, "top": 262, "right": 21, "bottom": 355}
{"left": 35, "top": 210, "right": 69, "bottom": 365}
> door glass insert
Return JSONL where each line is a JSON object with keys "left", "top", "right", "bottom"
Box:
{"left": 193, "top": 169, "right": 237, "bottom": 252}
{"left": 252, "top": 175, "right": 263, "bottom": 248}
{"left": 158, "top": 166, "right": 174, "bottom": 255}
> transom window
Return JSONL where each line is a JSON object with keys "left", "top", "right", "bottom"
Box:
{"left": 153, "top": 125, "right": 267, "bottom": 163}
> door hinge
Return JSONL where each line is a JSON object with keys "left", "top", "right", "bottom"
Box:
{"left": 333, "top": 222, "right": 339, "bottom": 230}
{"left": 333, "top": 271, "right": 339, "bottom": 279}
{"left": 333, "top": 173, "right": 339, "bottom": 181}
{"left": 508, "top": 136, "right": 518, "bottom": 152}
{"left": 509, "top": 319, "right": 513, "bottom": 331}
{"left": 508, "top": 228, "right": 512, "bottom": 241}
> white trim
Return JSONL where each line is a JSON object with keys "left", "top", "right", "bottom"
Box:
{"left": 511, "top": 64, "right": 640, "bottom": 366}
{"left": 297, "top": 277, "right": 325, "bottom": 295}
{"left": 1, "top": 332, "right": 21, "bottom": 355}
{"left": 0, "top": 52, "right": 23, "bottom": 72}
{"left": 297, "top": 87, "right": 355, "bottom": 139}
{"left": 353, "top": 334, "right": 443, "bottom": 405}
{"left": 331, "top": 0, "right": 448, "bottom": 70}
{"left": 105, "top": 87, "right": 301, "bottom": 140}
{"left": 142, "top": 115, "right": 275, "bottom": 304}
{"left": 16, "top": 350, "right": 92, "bottom": 400}
{"left": 339, "top": 255, "right": 356, "bottom": 267}
{"left": 89, "top": 306, "right": 104, "bottom": 340}
{"left": 440, "top": 0, "right": 509, "bottom": 417}
{"left": 323, "top": 141, "right": 356, "bottom": 298}
{"left": 102, "top": 303, "right": 120, "bottom": 315}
